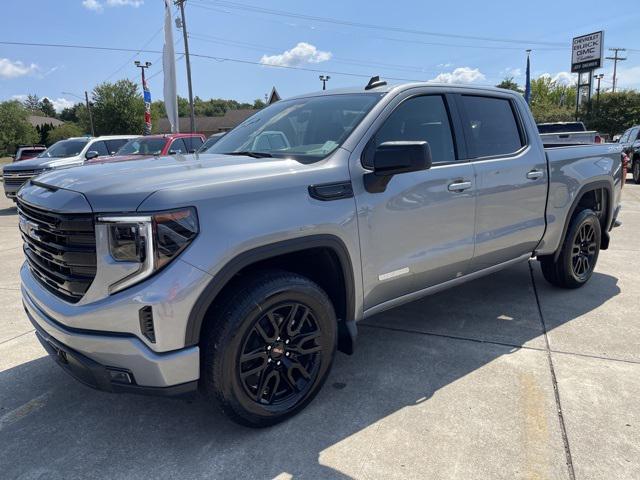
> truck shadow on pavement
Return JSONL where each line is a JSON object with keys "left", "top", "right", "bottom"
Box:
{"left": 0, "top": 261, "right": 621, "bottom": 479}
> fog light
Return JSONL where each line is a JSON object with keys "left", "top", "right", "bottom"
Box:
{"left": 108, "top": 369, "right": 133, "bottom": 384}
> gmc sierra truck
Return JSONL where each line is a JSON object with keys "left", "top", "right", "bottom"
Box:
{"left": 17, "top": 79, "right": 623, "bottom": 427}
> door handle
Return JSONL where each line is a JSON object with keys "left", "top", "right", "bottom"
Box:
{"left": 448, "top": 181, "right": 472, "bottom": 192}
{"left": 526, "top": 169, "right": 544, "bottom": 180}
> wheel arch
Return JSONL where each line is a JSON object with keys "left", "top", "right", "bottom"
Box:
{"left": 185, "top": 235, "right": 357, "bottom": 354}
{"left": 553, "top": 180, "right": 613, "bottom": 261}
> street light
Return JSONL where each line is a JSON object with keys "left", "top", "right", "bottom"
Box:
{"left": 62, "top": 90, "right": 95, "bottom": 136}
{"left": 134, "top": 61, "right": 153, "bottom": 135}
{"left": 319, "top": 75, "right": 330, "bottom": 90}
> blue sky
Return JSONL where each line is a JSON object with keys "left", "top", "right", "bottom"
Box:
{"left": 1, "top": 0, "right": 639, "bottom": 111}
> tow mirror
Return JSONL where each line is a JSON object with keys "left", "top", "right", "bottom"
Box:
{"left": 85, "top": 150, "right": 99, "bottom": 160}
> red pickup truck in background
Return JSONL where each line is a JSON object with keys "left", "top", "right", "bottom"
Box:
{"left": 86, "top": 133, "right": 205, "bottom": 164}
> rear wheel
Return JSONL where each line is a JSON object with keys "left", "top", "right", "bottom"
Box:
{"left": 201, "top": 270, "right": 337, "bottom": 427}
{"left": 539, "top": 209, "right": 601, "bottom": 289}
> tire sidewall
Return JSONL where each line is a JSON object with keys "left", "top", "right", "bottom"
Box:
{"left": 562, "top": 209, "right": 601, "bottom": 286}
{"left": 214, "top": 279, "right": 337, "bottom": 424}
{"left": 634, "top": 160, "right": 640, "bottom": 184}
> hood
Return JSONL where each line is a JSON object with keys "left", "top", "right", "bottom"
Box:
{"left": 3, "top": 154, "right": 83, "bottom": 172}
{"left": 32, "top": 153, "right": 315, "bottom": 212}
{"left": 85, "top": 154, "right": 154, "bottom": 165}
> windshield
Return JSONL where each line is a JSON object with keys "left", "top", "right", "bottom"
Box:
{"left": 117, "top": 138, "right": 167, "bottom": 155}
{"left": 198, "top": 134, "right": 225, "bottom": 152}
{"left": 206, "top": 93, "right": 383, "bottom": 160}
{"left": 39, "top": 139, "right": 89, "bottom": 158}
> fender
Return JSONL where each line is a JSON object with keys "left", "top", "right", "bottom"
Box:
{"left": 553, "top": 179, "right": 614, "bottom": 262}
{"left": 184, "top": 234, "right": 357, "bottom": 352}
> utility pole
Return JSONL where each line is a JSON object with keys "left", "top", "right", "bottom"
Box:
{"left": 605, "top": 48, "right": 626, "bottom": 93}
{"left": 175, "top": 0, "right": 196, "bottom": 133}
{"left": 594, "top": 73, "right": 604, "bottom": 107}
{"left": 319, "top": 75, "right": 330, "bottom": 90}
{"left": 84, "top": 91, "right": 95, "bottom": 137}
{"left": 135, "top": 61, "right": 152, "bottom": 135}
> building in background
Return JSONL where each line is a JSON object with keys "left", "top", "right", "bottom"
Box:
{"left": 157, "top": 109, "right": 259, "bottom": 137}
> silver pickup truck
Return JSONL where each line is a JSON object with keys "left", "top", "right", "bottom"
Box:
{"left": 17, "top": 79, "right": 623, "bottom": 427}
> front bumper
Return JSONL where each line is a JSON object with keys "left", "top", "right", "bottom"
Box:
{"left": 23, "top": 284, "right": 200, "bottom": 394}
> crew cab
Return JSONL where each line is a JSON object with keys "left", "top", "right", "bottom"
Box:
{"left": 2, "top": 135, "right": 135, "bottom": 199}
{"left": 12, "top": 145, "right": 46, "bottom": 162}
{"left": 17, "top": 80, "right": 622, "bottom": 427}
{"left": 85, "top": 133, "right": 206, "bottom": 165}
{"left": 618, "top": 125, "right": 640, "bottom": 183}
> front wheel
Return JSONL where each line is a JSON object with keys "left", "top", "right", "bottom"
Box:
{"left": 633, "top": 159, "right": 640, "bottom": 184}
{"left": 539, "top": 209, "right": 601, "bottom": 289}
{"left": 201, "top": 270, "right": 337, "bottom": 427}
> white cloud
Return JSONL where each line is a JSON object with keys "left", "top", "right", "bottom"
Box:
{"left": 83, "top": 0, "right": 143, "bottom": 12}
{"left": 429, "top": 67, "right": 485, "bottom": 84}
{"left": 615, "top": 66, "right": 640, "bottom": 90}
{"left": 10, "top": 94, "right": 28, "bottom": 102}
{"left": 0, "top": 58, "right": 38, "bottom": 79}
{"left": 260, "top": 42, "right": 332, "bottom": 67}
{"left": 82, "top": 0, "right": 103, "bottom": 12}
{"left": 539, "top": 71, "right": 577, "bottom": 86}
{"left": 501, "top": 67, "right": 522, "bottom": 78}
{"left": 45, "top": 97, "right": 76, "bottom": 113}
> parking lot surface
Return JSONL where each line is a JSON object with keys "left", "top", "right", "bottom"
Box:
{"left": 1, "top": 181, "right": 639, "bottom": 480}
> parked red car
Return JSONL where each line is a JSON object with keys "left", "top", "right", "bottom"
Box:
{"left": 86, "top": 133, "right": 206, "bottom": 164}
{"left": 12, "top": 145, "right": 46, "bottom": 162}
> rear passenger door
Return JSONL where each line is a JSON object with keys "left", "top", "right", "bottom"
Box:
{"left": 456, "top": 93, "right": 547, "bottom": 270}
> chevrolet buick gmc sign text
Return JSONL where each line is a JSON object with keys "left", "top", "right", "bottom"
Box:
{"left": 571, "top": 31, "right": 604, "bottom": 72}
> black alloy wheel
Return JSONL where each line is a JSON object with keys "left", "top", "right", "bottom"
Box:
{"left": 239, "top": 302, "right": 323, "bottom": 406}
{"left": 570, "top": 222, "right": 598, "bottom": 281}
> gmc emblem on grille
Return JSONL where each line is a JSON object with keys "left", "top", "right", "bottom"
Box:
{"left": 18, "top": 215, "right": 41, "bottom": 242}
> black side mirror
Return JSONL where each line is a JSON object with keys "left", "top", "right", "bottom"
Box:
{"left": 364, "top": 141, "right": 432, "bottom": 193}
{"left": 85, "top": 150, "right": 99, "bottom": 160}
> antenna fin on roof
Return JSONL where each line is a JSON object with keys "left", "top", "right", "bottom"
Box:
{"left": 365, "top": 76, "right": 387, "bottom": 90}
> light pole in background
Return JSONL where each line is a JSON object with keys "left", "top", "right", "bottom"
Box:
{"left": 594, "top": 73, "right": 604, "bottom": 108}
{"left": 605, "top": 48, "right": 626, "bottom": 93}
{"left": 62, "top": 90, "right": 95, "bottom": 136}
{"left": 319, "top": 75, "right": 330, "bottom": 90}
{"left": 175, "top": 0, "right": 196, "bottom": 133}
{"left": 135, "top": 61, "right": 152, "bottom": 135}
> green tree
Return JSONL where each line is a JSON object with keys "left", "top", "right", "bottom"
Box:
{"left": 39, "top": 98, "right": 57, "bottom": 118}
{"left": 60, "top": 103, "right": 83, "bottom": 123}
{"left": 47, "top": 123, "right": 85, "bottom": 144}
{"left": 90, "top": 79, "right": 145, "bottom": 135}
{"left": 529, "top": 76, "right": 576, "bottom": 123}
{"left": 496, "top": 77, "right": 522, "bottom": 92}
{"left": 582, "top": 90, "right": 640, "bottom": 137}
{"left": 22, "top": 94, "right": 41, "bottom": 112}
{"left": 0, "top": 101, "right": 39, "bottom": 155}
{"left": 253, "top": 98, "right": 266, "bottom": 109}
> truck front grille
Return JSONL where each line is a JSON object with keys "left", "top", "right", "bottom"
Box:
{"left": 17, "top": 199, "right": 96, "bottom": 303}
{"left": 3, "top": 170, "right": 44, "bottom": 188}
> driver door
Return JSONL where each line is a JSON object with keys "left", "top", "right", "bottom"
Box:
{"left": 351, "top": 92, "right": 476, "bottom": 312}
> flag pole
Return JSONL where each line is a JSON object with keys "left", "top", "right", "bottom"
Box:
{"left": 524, "top": 49, "right": 532, "bottom": 106}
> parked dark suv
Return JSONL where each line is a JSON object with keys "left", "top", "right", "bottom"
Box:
{"left": 618, "top": 125, "right": 640, "bottom": 183}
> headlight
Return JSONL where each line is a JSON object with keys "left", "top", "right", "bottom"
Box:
{"left": 98, "top": 207, "right": 198, "bottom": 294}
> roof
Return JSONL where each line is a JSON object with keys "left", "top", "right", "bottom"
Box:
{"left": 156, "top": 109, "right": 259, "bottom": 134}
{"left": 140, "top": 133, "right": 205, "bottom": 139}
{"left": 28, "top": 115, "right": 64, "bottom": 128}
{"left": 93, "top": 135, "right": 139, "bottom": 141}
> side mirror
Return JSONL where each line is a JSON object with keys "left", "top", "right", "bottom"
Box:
{"left": 371, "top": 141, "right": 432, "bottom": 175}
{"left": 85, "top": 150, "right": 99, "bottom": 160}
{"left": 363, "top": 141, "right": 432, "bottom": 193}
{"left": 168, "top": 149, "right": 178, "bottom": 155}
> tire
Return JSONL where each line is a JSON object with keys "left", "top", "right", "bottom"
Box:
{"left": 539, "top": 209, "right": 601, "bottom": 289}
{"left": 201, "top": 270, "right": 337, "bottom": 427}
{"left": 633, "top": 159, "right": 640, "bottom": 184}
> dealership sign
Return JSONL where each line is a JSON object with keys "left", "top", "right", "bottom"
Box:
{"left": 571, "top": 31, "right": 604, "bottom": 72}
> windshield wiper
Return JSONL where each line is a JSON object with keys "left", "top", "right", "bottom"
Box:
{"left": 222, "top": 151, "right": 273, "bottom": 158}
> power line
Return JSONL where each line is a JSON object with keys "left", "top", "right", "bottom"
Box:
{"left": 104, "top": 25, "right": 164, "bottom": 81}
{"left": 193, "top": 0, "right": 566, "bottom": 47}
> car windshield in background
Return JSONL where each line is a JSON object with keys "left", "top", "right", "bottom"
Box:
{"left": 537, "top": 123, "right": 586, "bottom": 134}
{"left": 198, "top": 134, "right": 225, "bottom": 152}
{"left": 39, "top": 140, "right": 89, "bottom": 158}
{"left": 206, "top": 93, "right": 384, "bottom": 161}
{"left": 117, "top": 138, "right": 167, "bottom": 156}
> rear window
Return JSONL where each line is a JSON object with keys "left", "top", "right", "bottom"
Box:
{"left": 460, "top": 95, "right": 524, "bottom": 158}
{"left": 537, "top": 122, "right": 586, "bottom": 134}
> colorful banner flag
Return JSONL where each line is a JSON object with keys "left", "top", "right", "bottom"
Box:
{"left": 524, "top": 51, "right": 531, "bottom": 106}
{"left": 143, "top": 77, "right": 152, "bottom": 135}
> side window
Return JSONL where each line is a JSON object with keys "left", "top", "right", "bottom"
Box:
{"left": 105, "top": 139, "right": 128, "bottom": 154}
{"left": 89, "top": 141, "right": 109, "bottom": 156}
{"left": 374, "top": 95, "right": 456, "bottom": 163}
{"left": 460, "top": 95, "right": 524, "bottom": 158}
{"left": 170, "top": 138, "right": 187, "bottom": 154}
{"left": 183, "top": 137, "right": 203, "bottom": 152}
{"left": 634, "top": 128, "right": 640, "bottom": 141}
{"left": 619, "top": 130, "right": 630, "bottom": 143}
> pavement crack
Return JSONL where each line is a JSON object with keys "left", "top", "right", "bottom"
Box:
{"left": 0, "top": 329, "right": 35, "bottom": 346}
{"left": 528, "top": 262, "right": 576, "bottom": 480}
